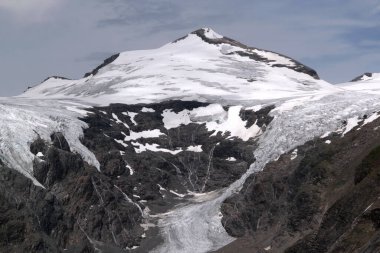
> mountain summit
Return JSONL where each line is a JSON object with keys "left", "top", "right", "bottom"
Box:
{"left": 1, "top": 27, "right": 380, "bottom": 253}
{"left": 21, "top": 28, "right": 335, "bottom": 105}
{"left": 186, "top": 28, "right": 320, "bottom": 78}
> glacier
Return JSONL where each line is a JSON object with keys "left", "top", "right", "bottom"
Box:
{"left": 151, "top": 90, "right": 380, "bottom": 253}
{"left": 0, "top": 98, "right": 99, "bottom": 186}
{"left": 0, "top": 28, "right": 380, "bottom": 252}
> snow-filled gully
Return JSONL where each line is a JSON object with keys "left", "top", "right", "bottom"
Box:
{"left": 151, "top": 91, "right": 380, "bottom": 253}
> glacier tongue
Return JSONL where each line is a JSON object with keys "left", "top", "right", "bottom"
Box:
{"left": 0, "top": 98, "right": 99, "bottom": 186}
{"left": 152, "top": 90, "right": 380, "bottom": 253}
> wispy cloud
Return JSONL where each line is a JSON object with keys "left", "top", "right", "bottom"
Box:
{"left": 97, "top": 0, "right": 179, "bottom": 27}
{"left": 96, "top": 0, "right": 235, "bottom": 33}
{"left": 0, "top": 0, "right": 62, "bottom": 22}
{"left": 1, "top": 0, "right": 380, "bottom": 96}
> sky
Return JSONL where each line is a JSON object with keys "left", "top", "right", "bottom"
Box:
{"left": 0, "top": 0, "right": 379, "bottom": 96}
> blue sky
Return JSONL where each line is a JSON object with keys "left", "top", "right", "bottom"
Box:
{"left": 0, "top": 0, "right": 379, "bottom": 96}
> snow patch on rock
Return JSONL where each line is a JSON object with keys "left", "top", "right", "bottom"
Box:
{"left": 342, "top": 116, "right": 360, "bottom": 136}
{"left": 162, "top": 104, "right": 262, "bottom": 141}
{"left": 132, "top": 142, "right": 182, "bottom": 155}
{"left": 141, "top": 107, "right": 155, "bottom": 113}
{"left": 124, "top": 129, "right": 165, "bottom": 141}
{"left": 122, "top": 112, "right": 138, "bottom": 125}
{"left": 363, "top": 112, "right": 380, "bottom": 126}
{"left": 186, "top": 145, "right": 203, "bottom": 152}
{"left": 290, "top": 149, "right": 298, "bottom": 160}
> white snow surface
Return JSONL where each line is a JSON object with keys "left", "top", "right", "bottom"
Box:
{"left": 126, "top": 164, "right": 134, "bottom": 175}
{"left": 21, "top": 28, "right": 337, "bottom": 105}
{"left": 0, "top": 98, "right": 99, "bottom": 186}
{"left": 2, "top": 86, "right": 380, "bottom": 252}
{"left": 363, "top": 112, "right": 380, "bottom": 125}
{"left": 36, "top": 152, "right": 44, "bottom": 158}
{"left": 206, "top": 106, "right": 261, "bottom": 141}
{"left": 290, "top": 149, "right": 298, "bottom": 160}
{"left": 342, "top": 116, "right": 360, "bottom": 136}
{"left": 122, "top": 112, "right": 138, "bottom": 125}
{"left": 112, "top": 113, "right": 123, "bottom": 124}
{"left": 356, "top": 73, "right": 380, "bottom": 82}
{"left": 152, "top": 90, "right": 380, "bottom": 253}
{"left": 337, "top": 73, "right": 380, "bottom": 95}
{"left": 124, "top": 129, "right": 164, "bottom": 141}
{"left": 132, "top": 142, "right": 182, "bottom": 155}
{"left": 203, "top": 27, "right": 223, "bottom": 39}
{"left": 141, "top": 107, "right": 155, "bottom": 113}
{"left": 1, "top": 28, "right": 380, "bottom": 253}
{"left": 186, "top": 145, "right": 203, "bottom": 152}
{"left": 162, "top": 104, "right": 262, "bottom": 141}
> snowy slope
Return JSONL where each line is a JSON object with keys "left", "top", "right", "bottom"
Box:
{"left": 3, "top": 27, "right": 378, "bottom": 196}
{"left": 21, "top": 28, "right": 337, "bottom": 105}
{"left": 2, "top": 27, "right": 380, "bottom": 253}
{"left": 338, "top": 72, "right": 380, "bottom": 95}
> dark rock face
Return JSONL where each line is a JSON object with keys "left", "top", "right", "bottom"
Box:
{"left": 219, "top": 115, "right": 380, "bottom": 253}
{"left": 4, "top": 96, "right": 380, "bottom": 252}
{"left": 42, "top": 76, "right": 71, "bottom": 82}
{"left": 50, "top": 132, "right": 71, "bottom": 152}
{"left": 0, "top": 100, "right": 274, "bottom": 252}
{"left": 239, "top": 105, "right": 275, "bottom": 128}
{"left": 0, "top": 166, "right": 61, "bottom": 253}
{"left": 78, "top": 100, "right": 274, "bottom": 251}
{"left": 351, "top": 72, "right": 373, "bottom": 82}
{"left": 81, "top": 101, "right": 272, "bottom": 198}
{"left": 189, "top": 28, "right": 320, "bottom": 80}
{"left": 32, "top": 134, "right": 82, "bottom": 187}
{"left": 191, "top": 28, "right": 248, "bottom": 49}
{"left": 84, "top": 53, "right": 120, "bottom": 78}
{"left": 0, "top": 133, "right": 144, "bottom": 252}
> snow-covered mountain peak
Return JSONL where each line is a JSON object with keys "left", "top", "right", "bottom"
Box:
{"left": 175, "top": 28, "right": 320, "bottom": 77}
{"left": 21, "top": 28, "right": 336, "bottom": 105}
{"left": 196, "top": 27, "right": 223, "bottom": 39}
{"left": 351, "top": 72, "right": 380, "bottom": 82}
{"left": 177, "top": 27, "right": 249, "bottom": 48}
{"left": 4, "top": 27, "right": 380, "bottom": 253}
{"left": 172, "top": 27, "right": 226, "bottom": 43}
